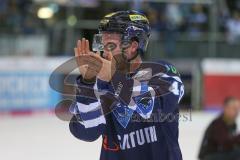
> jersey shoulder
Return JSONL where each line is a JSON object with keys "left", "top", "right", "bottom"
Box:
{"left": 153, "top": 60, "right": 180, "bottom": 77}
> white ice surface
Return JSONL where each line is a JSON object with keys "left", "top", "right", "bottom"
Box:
{"left": 0, "top": 112, "right": 239, "bottom": 160}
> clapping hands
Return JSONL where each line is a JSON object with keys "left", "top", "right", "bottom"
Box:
{"left": 74, "top": 38, "right": 116, "bottom": 82}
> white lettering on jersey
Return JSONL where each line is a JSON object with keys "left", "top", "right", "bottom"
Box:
{"left": 117, "top": 126, "right": 157, "bottom": 150}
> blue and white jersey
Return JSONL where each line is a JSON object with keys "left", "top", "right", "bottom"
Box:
{"left": 69, "top": 61, "right": 184, "bottom": 160}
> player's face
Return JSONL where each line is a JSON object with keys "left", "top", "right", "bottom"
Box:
{"left": 102, "top": 33, "right": 122, "bottom": 58}
{"left": 224, "top": 100, "right": 240, "bottom": 121}
{"left": 102, "top": 33, "right": 133, "bottom": 72}
{"left": 102, "top": 33, "right": 138, "bottom": 60}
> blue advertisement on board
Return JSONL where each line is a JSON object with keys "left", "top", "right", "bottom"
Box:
{"left": 0, "top": 71, "right": 61, "bottom": 111}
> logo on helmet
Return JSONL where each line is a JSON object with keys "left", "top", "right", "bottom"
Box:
{"left": 129, "top": 14, "right": 149, "bottom": 23}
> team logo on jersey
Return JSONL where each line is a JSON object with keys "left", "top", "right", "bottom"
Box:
{"left": 165, "top": 64, "right": 180, "bottom": 76}
{"left": 112, "top": 102, "right": 134, "bottom": 128}
{"left": 134, "top": 92, "right": 154, "bottom": 119}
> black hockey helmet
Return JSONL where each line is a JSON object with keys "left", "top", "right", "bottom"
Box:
{"left": 93, "top": 10, "right": 151, "bottom": 59}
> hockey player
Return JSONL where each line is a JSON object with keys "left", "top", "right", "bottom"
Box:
{"left": 69, "top": 10, "right": 184, "bottom": 160}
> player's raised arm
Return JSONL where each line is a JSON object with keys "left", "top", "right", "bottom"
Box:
{"left": 69, "top": 38, "right": 107, "bottom": 141}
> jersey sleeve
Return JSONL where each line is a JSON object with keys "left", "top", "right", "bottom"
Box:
{"left": 69, "top": 76, "right": 108, "bottom": 142}
{"left": 149, "top": 69, "right": 184, "bottom": 113}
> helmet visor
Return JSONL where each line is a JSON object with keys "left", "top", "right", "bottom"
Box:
{"left": 92, "top": 32, "right": 132, "bottom": 52}
{"left": 92, "top": 34, "right": 104, "bottom": 52}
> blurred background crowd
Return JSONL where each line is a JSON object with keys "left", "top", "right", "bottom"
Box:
{"left": 1, "top": 0, "right": 240, "bottom": 57}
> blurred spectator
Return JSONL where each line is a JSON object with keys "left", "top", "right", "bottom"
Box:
{"left": 6, "top": 0, "right": 22, "bottom": 33}
{"left": 216, "top": 0, "right": 230, "bottom": 32}
{"left": 187, "top": 4, "right": 208, "bottom": 38}
{"left": 147, "top": 8, "right": 161, "bottom": 41}
{"left": 164, "top": 2, "right": 183, "bottom": 57}
{"left": 0, "top": 0, "right": 7, "bottom": 30}
{"left": 226, "top": 0, "right": 240, "bottom": 15}
{"left": 198, "top": 97, "right": 240, "bottom": 160}
{"left": 0, "top": 0, "right": 7, "bottom": 19}
{"left": 0, "top": 0, "right": 37, "bottom": 33}
{"left": 143, "top": 1, "right": 165, "bottom": 38}
{"left": 22, "top": 15, "right": 37, "bottom": 34}
{"left": 226, "top": 11, "right": 240, "bottom": 44}
{"left": 165, "top": 2, "right": 183, "bottom": 28}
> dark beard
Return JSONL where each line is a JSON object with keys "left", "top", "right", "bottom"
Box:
{"left": 113, "top": 53, "right": 130, "bottom": 74}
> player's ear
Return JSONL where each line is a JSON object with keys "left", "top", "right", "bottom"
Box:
{"left": 130, "top": 41, "right": 138, "bottom": 55}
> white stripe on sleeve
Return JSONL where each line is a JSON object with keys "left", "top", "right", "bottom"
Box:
{"left": 77, "top": 101, "right": 101, "bottom": 113}
{"left": 83, "top": 115, "right": 106, "bottom": 128}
